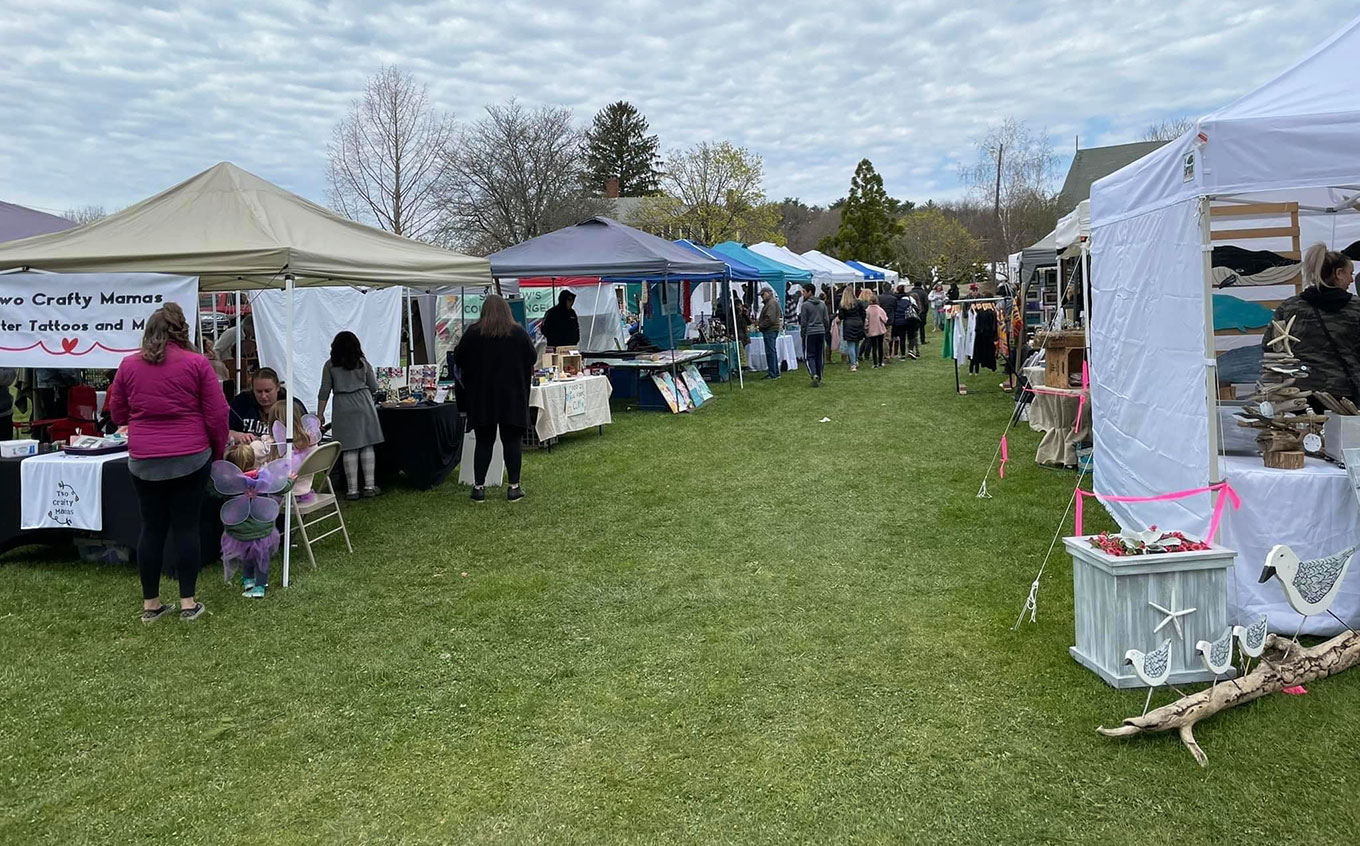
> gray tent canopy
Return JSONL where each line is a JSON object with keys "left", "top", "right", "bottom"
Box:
{"left": 487, "top": 216, "right": 725, "bottom": 279}
{"left": 0, "top": 201, "right": 75, "bottom": 244}
{"left": 0, "top": 162, "right": 491, "bottom": 291}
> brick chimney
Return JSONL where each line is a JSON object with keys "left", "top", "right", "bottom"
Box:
{"left": 605, "top": 177, "right": 620, "bottom": 199}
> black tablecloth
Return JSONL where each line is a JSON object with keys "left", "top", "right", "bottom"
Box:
{"left": 373, "top": 402, "right": 463, "bottom": 490}
{"left": 0, "top": 454, "right": 220, "bottom": 565}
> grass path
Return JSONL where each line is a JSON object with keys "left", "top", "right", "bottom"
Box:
{"left": 3, "top": 351, "right": 1359, "bottom": 844}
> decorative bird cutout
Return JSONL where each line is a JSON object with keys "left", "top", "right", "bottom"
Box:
{"left": 1233, "top": 613, "right": 1268, "bottom": 673}
{"left": 1265, "top": 315, "right": 1300, "bottom": 357}
{"left": 1195, "top": 627, "right": 1237, "bottom": 691}
{"left": 1260, "top": 544, "right": 1357, "bottom": 657}
{"left": 1125, "top": 639, "right": 1173, "bottom": 716}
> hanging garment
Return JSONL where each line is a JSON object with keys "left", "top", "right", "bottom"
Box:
{"left": 1212, "top": 245, "right": 1297, "bottom": 276}
{"left": 953, "top": 312, "right": 968, "bottom": 364}
{"left": 969, "top": 308, "right": 998, "bottom": 373}
{"left": 941, "top": 316, "right": 954, "bottom": 359}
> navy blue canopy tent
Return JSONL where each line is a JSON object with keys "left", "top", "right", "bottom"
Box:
{"left": 0, "top": 201, "right": 74, "bottom": 244}
{"left": 487, "top": 216, "right": 725, "bottom": 279}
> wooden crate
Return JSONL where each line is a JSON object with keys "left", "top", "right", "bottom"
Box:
{"left": 1041, "top": 331, "right": 1086, "bottom": 388}
{"left": 1064, "top": 537, "right": 1236, "bottom": 688}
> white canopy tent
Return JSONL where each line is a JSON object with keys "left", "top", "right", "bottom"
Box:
{"left": 800, "top": 249, "right": 865, "bottom": 288}
{"left": 1090, "top": 16, "right": 1360, "bottom": 634}
{"left": 1054, "top": 200, "right": 1091, "bottom": 259}
{"left": 749, "top": 242, "right": 831, "bottom": 289}
{"left": 0, "top": 162, "right": 492, "bottom": 588}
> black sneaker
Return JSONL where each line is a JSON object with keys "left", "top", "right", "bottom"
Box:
{"left": 470, "top": 486, "right": 486, "bottom": 503}
{"left": 507, "top": 485, "right": 526, "bottom": 502}
{"left": 140, "top": 604, "right": 174, "bottom": 624}
{"left": 362, "top": 486, "right": 381, "bottom": 498}
{"left": 345, "top": 491, "right": 360, "bottom": 501}
{"left": 180, "top": 602, "right": 206, "bottom": 622}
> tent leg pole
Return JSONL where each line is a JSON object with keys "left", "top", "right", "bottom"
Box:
{"left": 405, "top": 289, "right": 416, "bottom": 365}
{"left": 234, "top": 290, "right": 242, "bottom": 390}
{"left": 1199, "top": 196, "right": 1222, "bottom": 484}
{"left": 283, "top": 273, "right": 294, "bottom": 589}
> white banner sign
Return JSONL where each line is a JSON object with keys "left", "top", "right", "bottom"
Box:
{"left": 0, "top": 273, "right": 199, "bottom": 367}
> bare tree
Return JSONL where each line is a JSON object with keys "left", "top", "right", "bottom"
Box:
{"left": 439, "top": 100, "right": 604, "bottom": 253}
{"left": 62, "top": 205, "right": 106, "bottom": 224}
{"left": 630, "top": 141, "right": 780, "bottom": 244}
{"left": 962, "top": 118, "right": 1061, "bottom": 259}
{"left": 1142, "top": 116, "right": 1196, "bottom": 142}
{"left": 326, "top": 66, "right": 454, "bottom": 243}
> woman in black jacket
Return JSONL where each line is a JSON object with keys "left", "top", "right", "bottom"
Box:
{"left": 837, "top": 287, "right": 867, "bottom": 372}
{"left": 453, "top": 294, "right": 537, "bottom": 502}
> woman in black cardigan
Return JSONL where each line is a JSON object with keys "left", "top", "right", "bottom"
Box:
{"left": 453, "top": 294, "right": 537, "bottom": 502}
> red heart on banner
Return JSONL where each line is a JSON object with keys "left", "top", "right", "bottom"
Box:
{"left": 61, "top": 337, "right": 78, "bottom": 353}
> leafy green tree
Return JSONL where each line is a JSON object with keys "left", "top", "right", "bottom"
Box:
{"left": 890, "top": 208, "right": 985, "bottom": 286}
{"left": 818, "top": 159, "right": 898, "bottom": 264}
{"left": 584, "top": 101, "right": 662, "bottom": 197}
{"left": 631, "top": 141, "right": 780, "bottom": 244}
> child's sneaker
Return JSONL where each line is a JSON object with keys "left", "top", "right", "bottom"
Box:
{"left": 243, "top": 585, "right": 266, "bottom": 599}
{"left": 243, "top": 577, "right": 257, "bottom": 591}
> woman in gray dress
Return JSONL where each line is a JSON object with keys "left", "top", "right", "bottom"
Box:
{"left": 317, "top": 331, "right": 384, "bottom": 500}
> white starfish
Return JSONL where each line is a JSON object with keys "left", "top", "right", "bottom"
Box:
{"left": 1149, "top": 588, "right": 1197, "bottom": 640}
{"left": 1265, "top": 316, "right": 1300, "bottom": 357}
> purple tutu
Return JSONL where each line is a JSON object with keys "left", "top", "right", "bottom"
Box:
{"left": 221, "top": 529, "right": 280, "bottom": 583}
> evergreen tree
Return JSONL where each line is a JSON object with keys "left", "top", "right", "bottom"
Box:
{"left": 820, "top": 159, "right": 897, "bottom": 265}
{"left": 585, "top": 101, "right": 662, "bottom": 196}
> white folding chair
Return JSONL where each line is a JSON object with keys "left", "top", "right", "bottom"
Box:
{"left": 290, "top": 441, "right": 353, "bottom": 569}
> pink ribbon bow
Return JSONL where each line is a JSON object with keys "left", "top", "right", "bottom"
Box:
{"left": 1074, "top": 480, "right": 1241, "bottom": 545}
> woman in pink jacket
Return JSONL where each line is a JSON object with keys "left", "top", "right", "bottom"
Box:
{"left": 865, "top": 296, "right": 889, "bottom": 369}
{"left": 107, "top": 303, "right": 229, "bottom": 622}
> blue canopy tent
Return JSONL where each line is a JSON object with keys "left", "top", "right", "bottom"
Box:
{"left": 709, "top": 241, "right": 811, "bottom": 309}
{"left": 0, "top": 201, "right": 74, "bottom": 244}
{"left": 487, "top": 216, "right": 725, "bottom": 279}
{"left": 672, "top": 239, "right": 761, "bottom": 388}
{"left": 845, "top": 260, "right": 884, "bottom": 282}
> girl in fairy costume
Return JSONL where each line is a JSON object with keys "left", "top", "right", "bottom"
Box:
{"left": 215, "top": 444, "right": 293, "bottom": 598}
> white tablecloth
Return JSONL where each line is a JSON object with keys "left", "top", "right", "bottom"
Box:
{"left": 20, "top": 451, "right": 124, "bottom": 530}
{"left": 747, "top": 333, "right": 799, "bottom": 373}
{"left": 529, "top": 375, "right": 612, "bottom": 442}
{"left": 1218, "top": 454, "right": 1360, "bottom": 636}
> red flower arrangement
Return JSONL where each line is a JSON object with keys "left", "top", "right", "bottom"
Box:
{"left": 1088, "top": 526, "right": 1211, "bottom": 557}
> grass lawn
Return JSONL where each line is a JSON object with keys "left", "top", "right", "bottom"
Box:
{"left": 3, "top": 348, "right": 1359, "bottom": 844}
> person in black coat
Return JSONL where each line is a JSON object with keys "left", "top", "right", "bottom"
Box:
{"left": 877, "top": 288, "right": 899, "bottom": 359}
{"left": 539, "top": 291, "right": 580, "bottom": 348}
{"left": 453, "top": 294, "right": 537, "bottom": 502}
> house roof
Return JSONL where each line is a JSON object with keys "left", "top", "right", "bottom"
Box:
{"left": 1058, "top": 140, "right": 1168, "bottom": 210}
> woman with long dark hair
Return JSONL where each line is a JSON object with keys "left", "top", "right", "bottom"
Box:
{"left": 453, "top": 294, "right": 536, "bottom": 502}
{"left": 317, "top": 330, "right": 383, "bottom": 499}
{"left": 107, "top": 302, "right": 229, "bottom": 622}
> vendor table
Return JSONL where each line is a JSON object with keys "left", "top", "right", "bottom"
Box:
{"left": 373, "top": 402, "right": 463, "bottom": 490}
{"left": 0, "top": 454, "right": 219, "bottom": 565}
{"left": 529, "top": 375, "right": 612, "bottom": 442}
{"left": 1218, "top": 454, "right": 1360, "bottom": 636}
{"left": 1024, "top": 365, "right": 1090, "bottom": 467}
{"left": 746, "top": 332, "right": 799, "bottom": 373}
{"left": 591, "top": 350, "right": 716, "bottom": 412}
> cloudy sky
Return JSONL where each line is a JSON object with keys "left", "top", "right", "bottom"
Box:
{"left": 0, "top": 0, "right": 1354, "bottom": 218}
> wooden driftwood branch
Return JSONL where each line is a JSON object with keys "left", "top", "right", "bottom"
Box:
{"left": 1097, "top": 631, "right": 1360, "bottom": 766}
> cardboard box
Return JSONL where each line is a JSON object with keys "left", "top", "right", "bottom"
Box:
{"left": 1324, "top": 413, "right": 1360, "bottom": 463}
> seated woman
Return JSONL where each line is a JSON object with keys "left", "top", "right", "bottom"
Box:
{"left": 1267, "top": 243, "right": 1360, "bottom": 409}
{"left": 261, "top": 402, "right": 321, "bottom": 503}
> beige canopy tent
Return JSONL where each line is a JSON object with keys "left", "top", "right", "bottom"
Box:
{"left": 0, "top": 161, "right": 491, "bottom": 587}
{"left": 0, "top": 162, "right": 491, "bottom": 290}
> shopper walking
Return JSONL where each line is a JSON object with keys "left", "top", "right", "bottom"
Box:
{"left": 866, "top": 294, "right": 889, "bottom": 368}
{"left": 891, "top": 285, "right": 915, "bottom": 360}
{"left": 909, "top": 281, "right": 930, "bottom": 346}
{"left": 929, "top": 284, "right": 947, "bottom": 331}
{"left": 454, "top": 294, "right": 537, "bottom": 502}
{"left": 107, "top": 303, "right": 228, "bottom": 622}
{"left": 799, "top": 282, "right": 829, "bottom": 387}
{"left": 837, "top": 288, "right": 866, "bottom": 372}
{"left": 317, "top": 331, "right": 385, "bottom": 500}
{"left": 756, "top": 287, "right": 783, "bottom": 379}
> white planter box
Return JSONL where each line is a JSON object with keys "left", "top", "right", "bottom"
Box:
{"left": 1064, "top": 536, "right": 1237, "bottom": 688}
